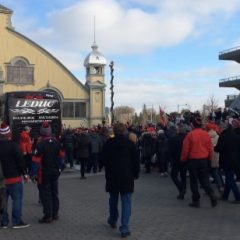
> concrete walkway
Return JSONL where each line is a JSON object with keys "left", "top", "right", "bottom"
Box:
{"left": 0, "top": 168, "right": 239, "bottom": 240}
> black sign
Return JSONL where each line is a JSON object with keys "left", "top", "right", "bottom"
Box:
{"left": 4, "top": 91, "right": 62, "bottom": 141}
{"left": 8, "top": 98, "right": 61, "bottom": 125}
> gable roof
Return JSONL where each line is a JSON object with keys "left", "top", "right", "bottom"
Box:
{"left": 7, "top": 27, "right": 88, "bottom": 94}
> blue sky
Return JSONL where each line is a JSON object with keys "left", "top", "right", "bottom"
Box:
{"left": 2, "top": 0, "right": 240, "bottom": 113}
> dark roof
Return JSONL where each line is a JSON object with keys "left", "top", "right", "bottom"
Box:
{"left": 0, "top": 4, "right": 13, "bottom": 14}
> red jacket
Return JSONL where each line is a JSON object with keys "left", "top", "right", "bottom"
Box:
{"left": 180, "top": 128, "right": 213, "bottom": 161}
{"left": 19, "top": 131, "right": 32, "bottom": 154}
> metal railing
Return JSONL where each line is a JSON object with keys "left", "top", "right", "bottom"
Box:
{"left": 219, "top": 75, "right": 240, "bottom": 83}
{"left": 226, "top": 94, "right": 238, "bottom": 100}
{"left": 219, "top": 46, "right": 240, "bottom": 55}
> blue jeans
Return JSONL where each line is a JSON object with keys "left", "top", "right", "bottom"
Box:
{"left": 223, "top": 169, "right": 240, "bottom": 200}
{"left": 1, "top": 182, "right": 23, "bottom": 226}
{"left": 108, "top": 193, "right": 131, "bottom": 234}
{"left": 211, "top": 168, "right": 224, "bottom": 190}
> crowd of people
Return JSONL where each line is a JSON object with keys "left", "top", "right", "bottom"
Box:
{"left": 0, "top": 107, "right": 240, "bottom": 238}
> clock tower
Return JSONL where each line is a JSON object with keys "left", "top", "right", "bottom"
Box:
{"left": 84, "top": 41, "right": 107, "bottom": 126}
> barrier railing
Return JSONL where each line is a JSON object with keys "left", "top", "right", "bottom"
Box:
{"left": 219, "top": 46, "right": 240, "bottom": 55}
{"left": 219, "top": 75, "right": 240, "bottom": 83}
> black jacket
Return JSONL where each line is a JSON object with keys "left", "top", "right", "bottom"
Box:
{"left": 215, "top": 127, "right": 240, "bottom": 170}
{"left": 102, "top": 135, "right": 140, "bottom": 194}
{"left": 62, "top": 131, "right": 76, "bottom": 150}
{"left": 169, "top": 133, "right": 186, "bottom": 163}
{"left": 0, "top": 139, "right": 26, "bottom": 180}
{"left": 140, "top": 133, "right": 155, "bottom": 158}
{"left": 35, "top": 137, "right": 62, "bottom": 176}
{"left": 75, "top": 133, "right": 91, "bottom": 158}
{"left": 155, "top": 134, "right": 169, "bottom": 162}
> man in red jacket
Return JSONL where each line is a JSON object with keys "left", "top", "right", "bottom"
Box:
{"left": 181, "top": 116, "right": 217, "bottom": 208}
{"left": 19, "top": 126, "right": 32, "bottom": 174}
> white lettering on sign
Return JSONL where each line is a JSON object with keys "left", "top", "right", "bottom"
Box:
{"left": 15, "top": 100, "right": 56, "bottom": 108}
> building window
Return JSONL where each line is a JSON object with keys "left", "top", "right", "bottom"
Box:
{"left": 6, "top": 58, "right": 34, "bottom": 84}
{"left": 63, "top": 102, "right": 74, "bottom": 118}
{"left": 62, "top": 102, "right": 86, "bottom": 118}
{"left": 75, "top": 102, "right": 86, "bottom": 118}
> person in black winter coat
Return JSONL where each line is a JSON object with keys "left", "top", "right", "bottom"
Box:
{"left": 215, "top": 124, "right": 240, "bottom": 202}
{"left": 0, "top": 123, "right": 29, "bottom": 228}
{"left": 169, "top": 124, "right": 187, "bottom": 199}
{"left": 32, "top": 122, "right": 63, "bottom": 223}
{"left": 62, "top": 129, "right": 76, "bottom": 168}
{"left": 88, "top": 130, "right": 102, "bottom": 173}
{"left": 102, "top": 123, "right": 140, "bottom": 238}
{"left": 75, "top": 130, "right": 91, "bottom": 179}
{"left": 155, "top": 130, "right": 169, "bottom": 176}
{"left": 140, "top": 132, "right": 155, "bottom": 173}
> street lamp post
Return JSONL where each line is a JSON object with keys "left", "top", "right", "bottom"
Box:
{"left": 109, "top": 61, "right": 115, "bottom": 125}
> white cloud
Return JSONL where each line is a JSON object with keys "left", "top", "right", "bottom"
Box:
{"left": 13, "top": 0, "right": 240, "bottom": 55}
{"left": 105, "top": 61, "right": 240, "bottom": 113}
{"left": 5, "top": 0, "right": 240, "bottom": 114}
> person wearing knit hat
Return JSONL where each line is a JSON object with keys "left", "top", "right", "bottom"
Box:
{"left": 31, "top": 121, "right": 63, "bottom": 223}
{"left": 0, "top": 123, "right": 11, "bottom": 139}
{"left": 0, "top": 122, "right": 30, "bottom": 228}
{"left": 40, "top": 121, "right": 52, "bottom": 137}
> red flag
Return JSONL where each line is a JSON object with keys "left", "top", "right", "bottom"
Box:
{"left": 159, "top": 107, "right": 167, "bottom": 127}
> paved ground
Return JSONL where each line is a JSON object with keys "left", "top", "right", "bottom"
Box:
{"left": 0, "top": 167, "right": 240, "bottom": 240}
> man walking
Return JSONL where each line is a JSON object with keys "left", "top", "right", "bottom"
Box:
{"left": 0, "top": 123, "right": 29, "bottom": 228}
{"left": 75, "top": 129, "right": 91, "bottom": 179}
{"left": 181, "top": 116, "right": 217, "bottom": 208}
{"left": 102, "top": 123, "right": 140, "bottom": 238}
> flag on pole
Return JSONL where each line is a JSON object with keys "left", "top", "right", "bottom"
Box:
{"left": 159, "top": 107, "right": 167, "bottom": 127}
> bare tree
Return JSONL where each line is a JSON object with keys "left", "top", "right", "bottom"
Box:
{"left": 114, "top": 106, "right": 135, "bottom": 124}
{"left": 202, "top": 94, "right": 219, "bottom": 119}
